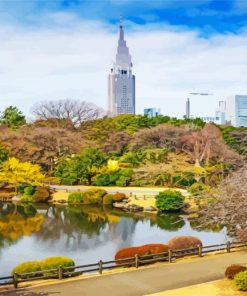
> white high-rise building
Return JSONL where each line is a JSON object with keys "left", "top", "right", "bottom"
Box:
{"left": 108, "top": 19, "right": 135, "bottom": 116}
{"left": 226, "top": 95, "right": 247, "bottom": 127}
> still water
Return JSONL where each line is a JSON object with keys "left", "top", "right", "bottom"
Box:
{"left": 0, "top": 203, "right": 227, "bottom": 276}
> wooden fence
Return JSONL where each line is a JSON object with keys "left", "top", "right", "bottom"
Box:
{"left": 1, "top": 240, "right": 247, "bottom": 289}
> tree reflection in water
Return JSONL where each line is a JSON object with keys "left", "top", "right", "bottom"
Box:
{"left": 0, "top": 203, "right": 225, "bottom": 251}
{"left": 154, "top": 213, "right": 185, "bottom": 231}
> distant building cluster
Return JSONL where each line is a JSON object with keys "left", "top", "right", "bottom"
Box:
{"left": 144, "top": 108, "right": 161, "bottom": 118}
{"left": 185, "top": 95, "right": 247, "bottom": 127}
{"left": 107, "top": 20, "right": 247, "bottom": 127}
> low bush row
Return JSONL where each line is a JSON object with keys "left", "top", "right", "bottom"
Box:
{"left": 12, "top": 256, "right": 75, "bottom": 276}
{"left": 68, "top": 189, "right": 127, "bottom": 205}
{"left": 20, "top": 185, "right": 51, "bottom": 203}
{"left": 115, "top": 244, "right": 169, "bottom": 263}
{"left": 115, "top": 236, "right": 202, "bottom": 264}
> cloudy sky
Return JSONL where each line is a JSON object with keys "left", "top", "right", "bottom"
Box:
{"left": 0, "top": 0, "right": 247, "bottom": 118}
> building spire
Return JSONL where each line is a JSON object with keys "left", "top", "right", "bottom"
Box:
{"left": 120, "top": 15, "right": 123, "bottom": 29}
{"left": 119, "top": 15, "right": 124, "bottom": 41}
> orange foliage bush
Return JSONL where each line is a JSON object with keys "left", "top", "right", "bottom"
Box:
{"left": 115, "top": 246, "right": 138, "bottom": 264}
{"left": 167, "top": 236, "right": 202, "bottom": 251}
{"left": 138, "top": 244, "right": 169, "bottom": 256}
{"left": 115, "top": 244, "right": 169, "bottom": 264}
{"left": 225, "top": 264, "right": 247, "bottom": 280}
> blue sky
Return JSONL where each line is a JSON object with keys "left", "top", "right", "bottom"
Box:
{"left": 0, "top": 0, "right": 247, "bottom": 34}
{"left": 0, "top": 0, "right": 247, "bottom": 118}
{"left": 1, "top": 0, "right": 247, "bottom": 34}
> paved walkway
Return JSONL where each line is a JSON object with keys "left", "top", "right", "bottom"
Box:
{"left": 2, "top": 251, "right": 247, "bottom": 296}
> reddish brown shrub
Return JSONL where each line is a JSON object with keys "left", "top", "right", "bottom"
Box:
{"left": 112, "top": 193, "right": 127, "bottom": 202}
{"left": 137, "top": 244, "right": 169, "bottom": 256}
{"left": 115, "top": 244, "right": 169, "bottom": 265}
{"left": 167, "top": 236, "right": 202, "bottom": 251}
{"left": 225, "top": 265, "right": 247, "bottom": 280}
{"left": 115, "top": 247, "right": 138, "bottom": 264}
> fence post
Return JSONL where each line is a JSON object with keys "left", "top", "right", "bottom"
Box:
{"left": 168, "top": 249, "right": 172, "bottom": 263}
{"left": 98, "top": 260, "right": 103, "bottom": 274}
{"left": 198, "top": 244, "right": 202, "bottom": 257}
{"left": 13, "top": 273, "right": 18, "bottom": 289}
{"left": 135, "top": 254, "right": 139, "bottom": 268}
{"left": 58, "top": 265, "right": 63, "bottom": 280}
{"left": 227, "top": 241, "right": 231, "bottom": 253}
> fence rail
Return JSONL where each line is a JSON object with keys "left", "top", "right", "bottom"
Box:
{"left": 1, "top": 240, "right": 247, "bottom": 289}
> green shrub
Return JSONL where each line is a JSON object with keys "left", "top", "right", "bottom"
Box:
{"left": 94, "top": 174, "right": 110, "bottom": 186}
{"left": 82, "top": 188, "right": 107, "bottom": 204}
{"left": 103, "top": 194, "right": 114, "bottom": 205}
{"left": 12, "top": 261, "right": 41, "bottom": 276}
{"left": 155, "top": 190, "right": 185, "bottom": 212}
{"left": 40, "top": 256, "right": 75, "bottom": 271}
{"left": 32, "top": 187, "right": 51, "bottom": 202}
{"left": 24, "top": 186, "right": 36, "bottom": 196}
{"left": 18, "top": 184, "right": 28, "bottom": 194}
{"left": 234, "top": 270, "right": 247, "bottom": 290}
{"left": 21, "top": 186, "right": 37, "bottom": 202}
{"left": 68, "top": 192, "right": 83, "bottom": 204}
{"left": 112, "top": 192, "right": 127, "bottom": 202}
{"left": 188, "top": 182, "right": 211, "bottom": 196}
{"left": 21, "top": 194, "right": 34, "bottom": 202}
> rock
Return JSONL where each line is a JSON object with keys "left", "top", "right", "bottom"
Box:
{"left": 57, "top": 199, "right": 67, "bottom": 204}
{"left": 12, "top": 195, "right": 21, "bottom": 202}
{"left": 122, "top": 199, "right": 129, "bottom": 203}
{"left": 113, "top": 202, "right": 126, "bottom": 209}
{"left": 125, "top": 204, "right": 144, "bottom": 212}
{"left": 143, "top": 206, "right": 157, "bottom": 212}
{"left": 113, "top": 202, "right": 144, "bottom": 212}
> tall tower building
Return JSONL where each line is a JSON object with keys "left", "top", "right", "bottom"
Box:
{"left": 226, "top": 95, "right": 247, "bottom": 127}
{"left": 185, "top": 98, "right": 190, "bottom": 119}
{"left": 108, "top": 18, "right": 135, "bottom": 116}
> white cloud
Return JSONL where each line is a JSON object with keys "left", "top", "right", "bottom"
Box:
{"left": 0, "top": 19, "right": 247, "bottom": 119}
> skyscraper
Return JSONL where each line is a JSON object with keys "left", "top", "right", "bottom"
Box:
{"left": 185, "top": 98, "right": 190, "bottom": 119}
{"left": 108, "top": 18, "right": 135, "bottom": 116}
{"left": 226, "top": 95, "right": 247, "bottom": 127}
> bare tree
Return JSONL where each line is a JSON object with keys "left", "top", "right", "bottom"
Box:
{"left": 32, "top": 99, "right": 105, "bottom": 126}
{"left": 198, "top": 163, "right": 247, "bottom": 239}
{"left": 181, "top": 123, "right": 241, "bottom": 167}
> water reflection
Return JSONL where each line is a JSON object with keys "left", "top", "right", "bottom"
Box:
{"left": 0, "top": 202, "right": 227, "bottom": 276}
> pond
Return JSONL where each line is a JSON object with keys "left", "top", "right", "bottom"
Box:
{"left": 0, "top": 203, "right": 227, "bottom": 276}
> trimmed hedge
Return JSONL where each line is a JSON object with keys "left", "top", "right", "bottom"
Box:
{"left": 225, "top": 264, "right": 247, "bottom": 280}
{"left": 82, "top": 188, "right": 107, "bottom": 204}
{"left": 12, "top": 256, "right": 75, "bottom": 277}
{"left": 234, "top": 270, "right": 247, "bottom": 290}
{"left": 103, "top": 194, "right": 114, "bottom": 205}
{"left": 115, "top": 247, "right": 139, "bottom": 264}
{"left": 137, "top": 244, "right": 169, "bottom": 256}
{"left": 155, "top": 190, "right": 185, "bottom": 212}
{"left": 21, "top": 186, "right": 51, "bottom": 203}
{"left": 40, "top": 256, "right": 75, "bottom": 270}
{"left": 115, "top": 244, "right": 169, "bottom": 264}
{"left": 167, "top": 236, "right": 202, "bottom": 251}
{"left": 12, "top": 261, "right": 41, "bottom": 276}
{"left": 68, "top": 192, "right": 83, "bottom": 204}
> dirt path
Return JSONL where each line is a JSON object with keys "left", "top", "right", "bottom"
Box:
{"left": 3, "top": 251, "right": 247, "bottom": 296}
